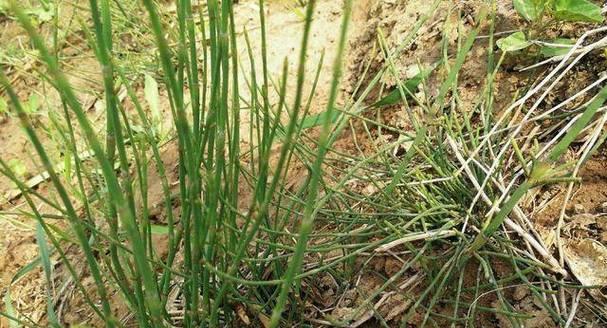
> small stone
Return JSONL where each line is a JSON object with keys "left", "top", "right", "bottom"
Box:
{"left": 384, "top": 258, "right": 401, "bottom": 276}
{"left": 513, "top": 285, "right": 529, "bottom": 301}
{"left": 573, "top": 204, "right": 585, "bottom": 214}
{"left": 342, "top": 289, "right": 357, "bottom": 307}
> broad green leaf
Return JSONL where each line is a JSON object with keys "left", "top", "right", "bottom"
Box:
{"left": 300, "top": 109, "right": 341, "bottom": 129}
{"left": 27, "top": 4, "right": 54, "bottom": 22}
{"left": 8, "top": 159, "right": 26, "bottom": 177}
{"left": 144, "top": 74, "right": 160, "bottom": 116}
{"left": 549, "top": 86, "right": 607, "bottom": 161}
{"left": 513, "top": 0, "right": 542, "bottom": 21}
{"left": 10, "top": 257, "right": 42, "bottom": 284}
{"left": 497, "top": 32, "right": 531, "bottom": 52}
{"left": 0, "top": 96, "right": 7, "bottom": 114}
{"left": 144, "top": 74, "right": 162, "bottom": 134}
{"left": 24, "top": 93, "right": 41, "bottom": 114}
{"left": 371, "top": 64, "right": 436, "bottom": 108}
{"left": 151, "top": 224, "right": 170, "bottom": 235}
{"left": 554, "top": 0, "right": 603, "bottom": 23}
{"left": 540, "top": 38, "right": 575, "bottom": 57}
{"left": 3, "top": 290, "right": 19, "bottom": 328}
{"left": 36, "top": 221, "right": 59, "bottom": 325}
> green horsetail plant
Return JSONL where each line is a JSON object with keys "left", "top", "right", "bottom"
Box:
{"left": 5, "top": 0, "right": 597, "bottom": 326}
{"left": 1, "top": 0, "right": 363, "bottom": 326}
{"left": 0, "top": 67, "right": 118, "bottom": 325}
{"left": 269, "top": 0, "right": 353, "bottom": 326}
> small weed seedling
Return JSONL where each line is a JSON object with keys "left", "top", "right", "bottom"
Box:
{"left": 497, "top": 0, "right": 604, "bottom": 54}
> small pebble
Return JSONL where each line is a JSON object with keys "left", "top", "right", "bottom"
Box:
{"left": 573, "top": 204, "right": 585, "bottom": 214}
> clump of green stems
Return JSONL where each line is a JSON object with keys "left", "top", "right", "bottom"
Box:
{"left": 0, "top": 0, "right": 354, "bottom": 326}
{"left": 1, "top": 0, "right": 606, "bottom": 327}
